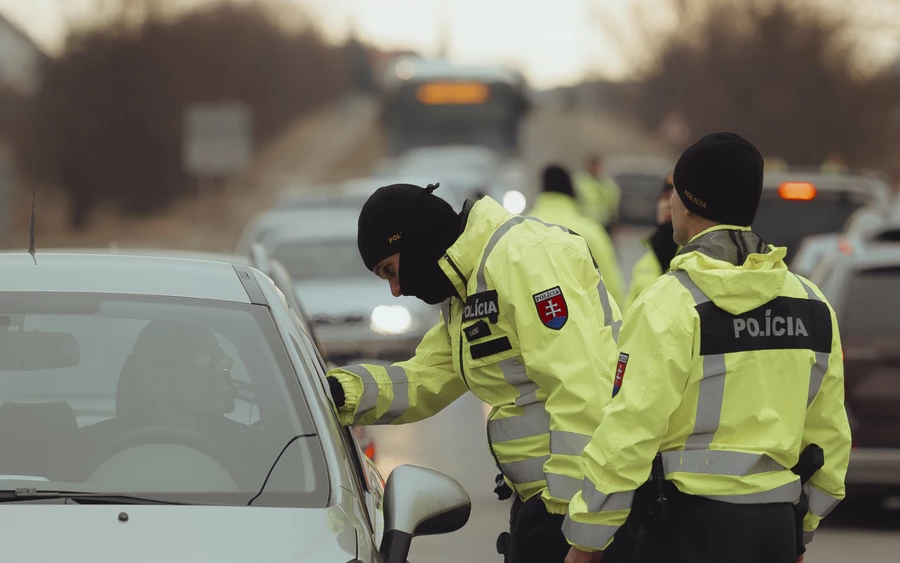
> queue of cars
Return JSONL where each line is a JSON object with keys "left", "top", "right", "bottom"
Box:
{"left": 0, "top": 248, "right": 470, "bottom": 562}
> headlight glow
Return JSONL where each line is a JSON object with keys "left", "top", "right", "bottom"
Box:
{"left": 503, "top": 190, "right": 527, "bottom": 214}
{"left": 370, "top": 305, "right": 412, "bottom": 335}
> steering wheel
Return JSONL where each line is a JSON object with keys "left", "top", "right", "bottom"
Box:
{"left": 91, "top": 425, "right": 250, "bottom": 489}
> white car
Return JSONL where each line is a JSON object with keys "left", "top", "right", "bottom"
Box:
{"left": 258, "top": 206, "right": 440, "bottom": 362}
{"left": 0, "top": 251, "right": 470, "bottom": 562}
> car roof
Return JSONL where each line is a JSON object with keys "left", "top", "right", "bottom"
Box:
{"left": 0, "top": 252, "right": 253, "bottom": 302}
{"left": 36, "top": 247, "right": 251, "bottom": 266}
{"left": 838, "top": 244, "right": 900, "bottom": 269}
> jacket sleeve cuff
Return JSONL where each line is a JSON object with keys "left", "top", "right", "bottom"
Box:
{"left": 331, "top": 370, "right": 364, "bottom": 425}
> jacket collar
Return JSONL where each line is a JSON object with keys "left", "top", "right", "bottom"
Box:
{"left": 439, "top": 196, "right": 513, "bottom": 298}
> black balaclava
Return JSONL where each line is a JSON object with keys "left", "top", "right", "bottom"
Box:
{"left": 357, "top": 183, "right": 462, "bottom": 304}
{"left": 650, "top": 175, "right": 678, "bottom": 271}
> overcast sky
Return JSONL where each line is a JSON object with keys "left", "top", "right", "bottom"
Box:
{"left": 0, "top": 0, "right": 897, "bottom": 88}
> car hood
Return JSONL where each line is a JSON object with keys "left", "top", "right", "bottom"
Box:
{"left": 295, "top": 278, "right": 431, "bottom": 318}
{"left": 0, "top": 504, "right": 358, "bottom": 562}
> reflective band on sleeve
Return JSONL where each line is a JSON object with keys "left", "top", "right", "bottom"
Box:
{"left": 476, "top": 216, "right": 527, "bottom": 293}
{"left": 375, "top": 366, "right": 410, "bottom": 424}
{"left": 595, "top": 271, "right": 621, "bottom": 341}
{"left": 550, "top": 430, "right": 592, "bottom": 456}
{"left": 685, "top": 354, "right": 727, "bottom": 450}
{"left": 500, "top": 455, "right": 550, "bottom": 484}
{"left": 488, "top": 402, "right": 550, "bottom": 443}
{"left": 661, "top": 450, "right": 785, "bottom": 477}
{"left": 561, "top": 515, "right": 619, "bottom": 551}
{"left": 545, "top": 472, "right": 583, "bottom": 500}
{"left": 344, "top": 364, "right": 379, "bottom": 424}
{"left": 806, "top": 485, "right": 841, "bottom": 518}
{"left": 803, "top": 530, "right": 815, "bottom": 545}
{"left": 808, "top": 351, "right": 828, "bottom": 407}
{"left": 582, "top": 478, "right": 635, "bottom": 512}
{"left": 703, "top": 479, "right": 800, "bottom": 504}
{"left": 795, "top": 276, "right": 831, "bottom": 407}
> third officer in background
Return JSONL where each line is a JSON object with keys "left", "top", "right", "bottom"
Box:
{"left": 530, "top": 164, "right": 625, "bottom": 308}
{"left": 621, "top": 173, "right": 678, "bottom": 314}
{"left": 575, "top": 154, "right": 621, "bottom": 229}
{"left": 563, "top": 132, "right": 852, "bottom": 563}
{"left": 325, "top": 184, "right": 625, "bottom": 563}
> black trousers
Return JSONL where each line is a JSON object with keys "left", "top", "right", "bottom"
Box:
{"left": 505, "top": 495, "right": 636, "bottom": 563}
{"left": 630, "top": 493, "right": 796, "bottom": 563}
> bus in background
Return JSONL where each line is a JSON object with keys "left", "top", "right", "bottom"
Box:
{"left": 378, "top": 57, "right": 531, "bottom": 157}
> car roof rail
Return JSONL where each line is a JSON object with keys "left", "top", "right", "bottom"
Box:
{"left": 248, "top": 242, "right": 271, "bottom": 275}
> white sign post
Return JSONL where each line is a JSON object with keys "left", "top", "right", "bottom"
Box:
{"left": 183, "top": 102, "right": 253, "bottom": 202}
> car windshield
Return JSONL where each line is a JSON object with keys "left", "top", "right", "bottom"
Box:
{"left": 0, "top": 292, "right": 327, "bottom": 507}
{"left": 271, "top": 239, "right": 371, "bottom": 281}
{"left": 753, "top": 190, "right": 870, "bottom": 264}
{"left": 843, "top": 267, "right": 900, "bottom": 333}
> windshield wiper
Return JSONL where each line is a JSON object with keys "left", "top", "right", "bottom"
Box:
{"left": 247, "top": 433, "right": 317, "bottom": 506}
{"left": 0, "top": 489, "right": 186, "bottom": 505}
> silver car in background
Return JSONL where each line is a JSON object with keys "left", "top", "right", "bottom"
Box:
{"left": 258, "top": 206, "right": 440, "bottom": 363}
{"left": 0, "top": 252, "right": 469, "bottom": 562}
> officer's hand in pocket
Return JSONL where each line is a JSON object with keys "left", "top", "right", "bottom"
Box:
{"left": 565, "top": 546, "right": 603, "bottom": 563}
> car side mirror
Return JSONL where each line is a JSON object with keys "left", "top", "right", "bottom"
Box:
{"left": 379, "top": 464, "right": 471, "bottom": 563}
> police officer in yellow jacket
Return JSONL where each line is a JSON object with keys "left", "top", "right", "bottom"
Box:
{"left": 575, "top": 154, "right": 621, "bottom": 228}
{"left": 325, "top": 183, "right": 625, "bottom": 563}
{"left": 621, "top": 174, "right": 678, "bottom": 314}
{"left": 563, "top": 133, "right": 852, "bottom": 563}
{"left": 530, "top": 165, "right": 626, "bottom": 307}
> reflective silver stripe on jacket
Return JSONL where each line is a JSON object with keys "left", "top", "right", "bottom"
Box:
{"left": 661, "top": 450, "right": 785, "bottom": 476}
{"left": 344, "top": 364, "right": 409, "bottom": 424}
{"left": 344, "top": 364, "right": 379, "bottom": 424}
{"left": 561, "top": 516, "right": 619, "bottom": 551}
{"left": 805, "top": 485, "right": 841, "bottom": 518}
{"left": 796, "top": 276, "right": 830, "bottom": 406}
{"left": 703, "top": 479, "right": 800, "bottom": 504}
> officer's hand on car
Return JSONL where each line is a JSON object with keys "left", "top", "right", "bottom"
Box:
{"left": 327, "top": 376, "right": 345, "bottom": 408}
{"left": 565, "top": 546, "right": 603, "bottom": 563}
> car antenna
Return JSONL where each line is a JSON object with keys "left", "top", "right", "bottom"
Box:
{"left": 28, "top": 119, "right": 38, "bottom": 265}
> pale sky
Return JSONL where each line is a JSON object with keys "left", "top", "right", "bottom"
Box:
{"left": 0, "top": 0, "right": 897, "bottom": 88}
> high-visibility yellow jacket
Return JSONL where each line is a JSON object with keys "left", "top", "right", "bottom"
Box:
{"left": 623, "top": 248, "right": 663, "bottom": 314}
{"left": 563, "top": 225, "right": 852, "bottom": 552}
{"left": 574, "top": 173, "right": 621, "bottom": 227}
{"left": 528, "top": 192, "right": 625, "bottom": 307}
{"left": 329, "top": 196, "right": 622, "bottom": 514}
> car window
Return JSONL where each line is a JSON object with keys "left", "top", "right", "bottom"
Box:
{"left": 0, "top": 292, "right": 327, "bottom": 508}
{"left": 270, "top": 239, "right": 371, "bottom": 281}
{"left": 754, "top": 191, "right": 870, "bottom": 263}
{"left": 843, "top": 267, "right": 900, "bottom": 333}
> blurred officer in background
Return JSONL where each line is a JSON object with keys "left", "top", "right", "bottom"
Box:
{"left": 621, "top": 174, "right": 679, "bottom": 314}
{"left": 574, "top": 154, "right": 621, "bottom": 229}
{"left": 325, "top": 184, "right": 627, "bottom": 563}
{"left": 529, "top": 164, "right": 625, "bottom": 307}
{"left": 563, "top": 132, "right": 852, "bottom": 563}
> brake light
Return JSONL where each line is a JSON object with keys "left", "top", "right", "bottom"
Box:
{"left": 779, "top": 182, "right": 817, "bottom": 200}
{"left": 838, "top": 237, "right": 853, "bottom": 256}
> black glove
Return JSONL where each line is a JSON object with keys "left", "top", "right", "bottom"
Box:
{"left": 327, "top": 376, "right": 345, "bottom": 408}
{"left": 494, "top": 473, "right": 512, "bottom": 501}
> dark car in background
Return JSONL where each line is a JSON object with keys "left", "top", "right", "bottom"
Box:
{"left": 753, "top": 172, "right": 892, "bottom": 265}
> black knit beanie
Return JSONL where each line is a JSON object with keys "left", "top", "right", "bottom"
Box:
{"left": 357, "top": 183, "right": 459, "bottom": 271}
{"left": 542, "top": 165, "right": 576, "bottom": 197}
{"left": 672, "top": 132, "right": 764, "bottom": 227}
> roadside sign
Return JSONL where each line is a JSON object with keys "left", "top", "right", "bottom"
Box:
{"left": 183, "top": 103, "right": 253, "bottom": 177}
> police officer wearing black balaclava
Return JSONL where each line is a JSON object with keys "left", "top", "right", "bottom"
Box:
{"left": 325, "top": 184, "right": 625, "bottom": 563}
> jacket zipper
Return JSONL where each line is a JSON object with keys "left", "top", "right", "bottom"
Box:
{"left": 446, "top": 253, "right": 508, "bottom": 490}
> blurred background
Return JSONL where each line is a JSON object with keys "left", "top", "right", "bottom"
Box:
{"left": 0, "top": 0, "right": 899, "bottom": 561}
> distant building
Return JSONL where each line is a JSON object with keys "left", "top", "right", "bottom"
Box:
{"left": 0, "top": 12, "right": 44, "bottom": 98}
